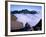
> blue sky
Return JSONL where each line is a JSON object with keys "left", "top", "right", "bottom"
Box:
{"left": 10, "top": 5, "right": 42, "bottom": 12}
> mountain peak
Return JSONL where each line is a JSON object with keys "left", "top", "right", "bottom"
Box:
{"left": 11, "top": 9, "right": 38, "bottom": 14}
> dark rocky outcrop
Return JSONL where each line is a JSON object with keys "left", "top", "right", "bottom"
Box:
{"left": 33, "top": 19, "right": 42, "bottom": 31}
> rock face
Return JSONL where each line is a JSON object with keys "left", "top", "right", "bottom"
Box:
{"left": 11, "top": 15, "right": 23, "bottom": 31}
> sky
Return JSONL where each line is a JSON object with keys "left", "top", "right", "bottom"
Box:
{"left": 10, "top": 5, "right": 42, "bottom": 12}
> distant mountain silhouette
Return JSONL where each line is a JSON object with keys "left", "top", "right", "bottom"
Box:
{"left": 11, "top": 9, "right": 38, "bottom": 14}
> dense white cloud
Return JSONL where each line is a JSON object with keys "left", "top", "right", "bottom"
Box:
{"left": 14, "top": 13, "right": 42, "bottom": 27}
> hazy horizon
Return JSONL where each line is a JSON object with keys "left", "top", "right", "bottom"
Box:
{"left": 10, "top": 5, "right": 42, "bottom": 12}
